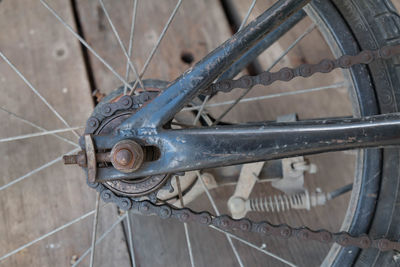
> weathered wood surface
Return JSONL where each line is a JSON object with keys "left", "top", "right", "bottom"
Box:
{"left": 2, "top": 0, "right": 398, "bottom": 267}
{"left": 0, "top": 0, "right": 130, "bottom": 266}
{"left": 75, "top": 0, "right": 233, "bottom": 95}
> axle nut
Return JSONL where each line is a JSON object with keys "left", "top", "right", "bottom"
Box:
{"left": 110, "top": 140, "right": 144, "bottom": 173}
{"left": 115, "top": 149, "right": 133, "bottom": 166}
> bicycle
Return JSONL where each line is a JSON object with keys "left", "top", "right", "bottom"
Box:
{"left": 1, "top": 0, "right": 400, "bottom": 266}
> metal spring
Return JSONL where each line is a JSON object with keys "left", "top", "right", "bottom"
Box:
{"left": 247, "top": 192, "right": 309, "bottom": 213}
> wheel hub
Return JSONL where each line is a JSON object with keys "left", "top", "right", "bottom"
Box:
{"left": 64, "top": 80, "right": 171, "bottom": 200}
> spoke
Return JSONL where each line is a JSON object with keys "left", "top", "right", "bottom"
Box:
{"left": 0, "top": 52, "right": 80, "bottom": 139}
{"left": 40, "top": 0, "right": 134, "bottom": 91}
{"left": 125, "top": 211, "right": 137, "bottom": 267}
{"left": 196, "top": 171, "right": 244, "bottom": 267}
{"left": 265, "top": 24, "right": 316, "bottom": 72}
{"left": 214, "top": 23, "right": 316, "bottom": 124}
{"left": 89, "top": 193, "right": 101, "bottom": 267}
{"left": 209, "top": 225, "right": 297, "bottom": 267}
{"left": 193, "top": 95, "right": 210, "bottom": 125}
{"left": 0, "top": 126, "right": 83, "bottom": 143}
{"left": 0, "top": 207, "right": 101, "bottom": 262}
{"left": 129, "top": 0, "right": 183, "bottom": 95}
{"left": 238, "top": 0, "right": 257, "bottom": 31}
{"left": 72, "top": 213, "right": 128, "bottom": 267}
{"left": 0, "top": 148, "right": 79, "bottom": 192}
{"left": 99, "top": 0, "right": 145, "bottom": 93}
{"left": 0, "top": 107, "right": 79, "bottom": 148}
{"left": 183, "top": 223, "right": 195, "bottom": 267}
{"left": 176, "top": 176, "right": 196, "bottom": 267}
{"left": 124, "top": 0, "right": 139, "bottom": 95}
{"left": 182, "top": 82, "right": 345, "bottom": 112}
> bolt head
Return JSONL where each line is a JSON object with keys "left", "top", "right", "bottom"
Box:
{"left": 110, "top": 140, "right": 144, "bottom": 173}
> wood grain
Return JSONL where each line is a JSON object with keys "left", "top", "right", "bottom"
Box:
{"left": 1, "top": 0, "right": 391, "bottom": 266}
{"left": 0, "top": 1, "right": 129, "bottom": 266}
{"left": 74, "top": 0, "right": 232, "bottom": 95}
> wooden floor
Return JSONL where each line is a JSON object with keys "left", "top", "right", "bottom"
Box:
{"left": 1, "top": 1, "right": 399, "bottom": 267}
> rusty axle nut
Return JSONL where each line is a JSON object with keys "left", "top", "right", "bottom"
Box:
{"left": 110, "top": 139, "right": 144, "bottom": 173}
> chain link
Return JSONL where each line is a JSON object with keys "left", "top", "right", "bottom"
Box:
{"left": 87, "top": 44, "right": 400, "bottom": 252}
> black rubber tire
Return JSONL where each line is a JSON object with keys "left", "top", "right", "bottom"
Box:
{"left": 312, "top": 0, "right": 400, "bottom": 266}
{"left": 334, "top": 1, "right": 400, "bottom": 266}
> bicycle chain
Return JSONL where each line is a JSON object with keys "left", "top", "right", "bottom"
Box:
{"left": 87, "top": 44, "right": 400, "bottom": 252}
{"left": 203, "top": 44, "right": 400, "bottom": 96}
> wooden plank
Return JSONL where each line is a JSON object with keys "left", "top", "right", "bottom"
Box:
{"left": 0, "top": 0, "right": 130, "bottom": 266}
{"left": 395, "top": 1, "right": 400, "bottom": 12}
{"left": 75, "top": 0, "right": 234, "bottom": 95}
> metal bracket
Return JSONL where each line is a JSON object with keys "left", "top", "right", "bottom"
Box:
{"left": 227, "top": 162, "right": 265, "bottom": 219}
{"left": 271, "top": 114, "right": 316, "bottom": 194}
{"left": 84, "top": 134, "right": 97, "bottom": 183}
{"left": 227, "top": 114, "right": 317, "bottom": 218}
{"left": 271, "top": 156, "right": 316, "bottom": 194}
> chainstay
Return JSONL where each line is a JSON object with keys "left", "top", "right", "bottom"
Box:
{"left": 89, "top": 45, "right": 400, "bottom": 252}
{"left": 203, "top": 44, "right": 400, "bottom": 95}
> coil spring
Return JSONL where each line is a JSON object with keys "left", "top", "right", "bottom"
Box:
{"left": 248, "top": 192, "right": 310, "bottom": 213}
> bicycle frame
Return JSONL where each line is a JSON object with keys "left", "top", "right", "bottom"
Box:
{"left": 88, "top": 0, "right": 400, "bottom": 181}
